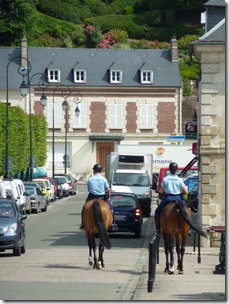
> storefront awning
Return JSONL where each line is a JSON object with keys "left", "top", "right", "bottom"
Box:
{"left": 89, "top": 134, "right": 124, "bottom": 142}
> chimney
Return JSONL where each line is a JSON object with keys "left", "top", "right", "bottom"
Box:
{"left": 171, "top": 34, "right": 178, "bottom": 63}
{"left": 21, "top": 35, "right": 28, "bottom": 67}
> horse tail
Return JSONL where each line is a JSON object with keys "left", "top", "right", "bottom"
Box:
{"left": 177, "top": 204, "right": 208, "bottom": 239}
{"left": 93, "top": 201, "right": 112, "bottom": 249}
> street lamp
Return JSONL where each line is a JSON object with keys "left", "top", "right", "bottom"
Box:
{"left": 28, "top": 73, "right": 47, "bottom": 181}
{"left": 62, "top": 99, "right": 69, "bottom": 174}
{"left": 5, "top": 57, "right": 31, "bottom": 178}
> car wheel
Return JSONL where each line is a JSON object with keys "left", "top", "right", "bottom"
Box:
{"left": 135, "top": 228, "right": 142, "bottom": 238}
{"left": 21, "top": 245, "right": 26, "bottom": 254}
{"left": 35, "top": 203, "right": 39, "bottom": 214}
{"left": 13, "top": 246, "right": 21, "bottom": 256}
{"left": 42, "top": 202, "right": 48, "bottom": 212}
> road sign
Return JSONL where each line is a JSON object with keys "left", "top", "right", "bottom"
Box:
{"left": 166, "top": 135, "right": 185, "bottom": 142}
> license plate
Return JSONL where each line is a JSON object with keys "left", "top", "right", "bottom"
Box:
{"left": 115, "top": 215, "right": 126, "bottom": 221}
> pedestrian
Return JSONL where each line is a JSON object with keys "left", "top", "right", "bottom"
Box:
{"left": 80, "top": 164, "right": 118, "bottom": 231}
{"left": 154, "top": 162, "right": 188, "bottom": 234}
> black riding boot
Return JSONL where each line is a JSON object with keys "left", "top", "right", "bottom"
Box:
{"left": 79, "top": 206, "right": 85, "bottom": 229}
{"left": 155, "top": 216, "right": 161, "bottom": 234}
{"left": 111, "top": 214, "right": 118, "bottom": 231}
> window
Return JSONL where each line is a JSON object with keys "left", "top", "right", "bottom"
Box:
{"left": 140, "top": 104, "right": 154, "bottom": 128}
{"left": 73, "top": 103, "right": 86, "bottom": 128}
{"left": 110, "top": 70, "right": 122, "bottom": 83}
{"left": 47, "top": 69, "right": 61, "bottom": 83}
{"left": 74, "top": 69, "right": 87, "bottom": 83}
{"left": 109, "top": 104, "right": 123, "bottom": 128}
{"left": 141, "top": 70, "right": 153, "bottom": 84}
{"left": 47, "top": 102, "right": 61, "bottom": 128}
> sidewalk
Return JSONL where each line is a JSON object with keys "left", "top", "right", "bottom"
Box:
{"left": 132, "top": 221, "right": 226, "bottom": 301}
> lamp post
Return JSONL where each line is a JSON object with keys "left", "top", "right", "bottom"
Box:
{"left": 5, "top": 57, "right": 31, "bottom": 179}
{"left": 28, "top": 74, "right": 47, "bottom": 181}
{"left": 62, "top": 93, "right": 82, "bottom": 174}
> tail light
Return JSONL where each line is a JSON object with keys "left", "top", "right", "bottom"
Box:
{"left": 135, "top": 208, "right": 141, "bottom": 219}
{"left": 69, "top": 181, "right": 73, "bottom": 187}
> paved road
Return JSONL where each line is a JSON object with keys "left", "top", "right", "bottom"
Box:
{"left": 0, "top": 184, "right": 152, "bottom": 301}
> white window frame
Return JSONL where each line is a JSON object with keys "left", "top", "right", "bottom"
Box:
{"left": 47, "top": 69, "right": 61, "bottom": 83}
{"left": 141, "top": 70, "right": 153, "bottom": 84}
{"left": 109, "top": 104, "right": 123, "bottom": 128}
{"left": 140, "top": 104, "right": 154, "bottom": 128}
{"left": 74, "top": 69, "right": 87, "bottom": 83}
{"left": 73, "top": 103, "right": 86, "bottom": 128}
{"left": 110, "top": 70, "right": 123, "bottom": 83}
{"left": 47, "top": 102, "right": 62, "bottom": 128}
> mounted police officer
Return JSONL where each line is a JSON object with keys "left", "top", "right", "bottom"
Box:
{"left": 154, "top": 162, "right": 188, "bottom": 234}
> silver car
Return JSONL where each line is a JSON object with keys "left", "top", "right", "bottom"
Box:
{"left": 24, "top": 185, "right": 48, "bottom": 213}
{"left": 55, "top": 173, "right": 77, "bottom": 195}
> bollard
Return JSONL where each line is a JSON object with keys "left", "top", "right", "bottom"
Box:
{"left": 213, "top": 231, "right": 225, "bottom": 274}
{"left": 148, "top": 233, "right": 157, "bottom": 292}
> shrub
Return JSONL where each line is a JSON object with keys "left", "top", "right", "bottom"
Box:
{"left": 182, "top": 78, "right": 191, "bottom": 96}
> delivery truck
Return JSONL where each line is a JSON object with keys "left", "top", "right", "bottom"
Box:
{"left": 106, "top": 153, "right": 153, "bottom": 217}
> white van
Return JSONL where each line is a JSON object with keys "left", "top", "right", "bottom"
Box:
{"left": 13, "top": 179, "right": 27, "bottom": 211}
{"left": 3, "top": 179, "right": 24, "bottom": 212}
{"left": 0, "top": 179, "right": 7, "bottom": 198}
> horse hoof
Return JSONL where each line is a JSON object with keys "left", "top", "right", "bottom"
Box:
{"left": 88, "top": 256, "right": 93, "bottom": 266}
{"left": 168, "top": 267, "right": 174, "bottom": 274}
{"left": 178, "top": 270, "right": 184, "bottom": 274}
{"left": 96, "top": 261, "right": 102, "bottom": 269}
{"left": 164, "top": 268, "right": 168, "bottom": 273}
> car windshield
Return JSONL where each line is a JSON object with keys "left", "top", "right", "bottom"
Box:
{"left": 57, "top": 177, "right": 67, "bottom": 183}
{"left": 25, "top": 187, "right": 35, "bottom": 196}
{"left": 113, "top": 173, "right": 149, "bottom": 186}
{"left": 0, "top": 202, "right": 15, "bottom": 218}
{"left": 35, "top": 182, "right": 45, "bottom": 190}
{"left": 111, "top": 196, "right": 137, "bottom": 208}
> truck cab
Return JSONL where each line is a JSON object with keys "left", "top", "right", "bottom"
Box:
{"left": 110, "top": 169, "right": 151, "bottom": 217}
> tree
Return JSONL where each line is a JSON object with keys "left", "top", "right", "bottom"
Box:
{"left": 0, "top": 0, "right": 38, "bottom": 45}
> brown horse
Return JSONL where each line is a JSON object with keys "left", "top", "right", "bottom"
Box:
{"left": 160, "top": 202, "right": 207, "bottom": 274}
{"left": 82, "top": 199, "right": 113, "bottom": 269}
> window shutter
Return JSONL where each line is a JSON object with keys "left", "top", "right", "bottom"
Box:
{"left": 140, "top": 104, "right": 154, "bottom": 128}
{"left": 47, "top": 102, "right": 61, "bottom": 128}
{"left": 109, "top": 104, "right": 122, "bottom": 128}
{"left": 73, "top": 103, "right": 86, "bottom": 128}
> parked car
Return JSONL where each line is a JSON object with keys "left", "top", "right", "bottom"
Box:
{"left": 0, "top": 198, "right": 27, "bottom": 256}
{"left": 186, "top": 184, "right": 198, "bottom": 213}
{"left": 54, "top": 176, "right": 69, "bottom": 197}
{"left": 55, "top": 173, "right": 77, "bottom": 195}
{"left": 3, "top": 179, "right": 23, "bottom": 213}
{"left": 45, "top": 177, "right": 57, "bottom": 201}
{"left": 33, "top": 179, "right": 52, "bottom": 203}
{"left": 53, "top": 177, "right": 63, "bottom": 199}
{"left": 24, "top": 185, "right": 48, "bottom": 213}
{"left": 109, "top": 192, "right": 143, "bottom": 238}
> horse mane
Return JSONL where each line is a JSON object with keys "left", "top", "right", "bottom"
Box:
{"left": 93, "top": 200, "right": 112, "bottom": 249}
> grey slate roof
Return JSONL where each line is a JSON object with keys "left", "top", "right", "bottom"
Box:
{"left": 0, "top": 47, "right": 181, "bottom": 91}
{"left": 199, "top": 18, "right": 225, "bottom": 41}
{"left": 204, "top": 0, "right": 225, "bottom": 7}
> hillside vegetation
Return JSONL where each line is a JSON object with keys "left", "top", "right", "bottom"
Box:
{"left": 0, "top": 0, "right": 205, "bottom": 86}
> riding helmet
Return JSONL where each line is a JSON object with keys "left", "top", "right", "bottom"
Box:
{"left": 93, "top": 164, "right": 102, "bottom": 172}
{"left": 169, "top": 162, "right": 178, "bottom": 172}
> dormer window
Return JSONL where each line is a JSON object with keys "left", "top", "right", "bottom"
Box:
{"left": 74, "top": 69, "right": 87, "bottom": 83}
{"left": 48, "top": 69, "right": 61, "bottom": 83}
{"left": 110, "top": 70, "right": 122, "bottom": 83}
{"left": 141, "top": 70, "right": 153, "bottom": 84}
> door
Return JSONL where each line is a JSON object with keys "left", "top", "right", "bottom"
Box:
{"left": 96, "top": 142, "right": 114, "bottom": 173}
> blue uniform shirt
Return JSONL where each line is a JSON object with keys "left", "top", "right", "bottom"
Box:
{"left": 161, "top": 173, "right": 185, "bottom": 194}
{"left": 87, "top": 173, "right": 109, "bottom": 196}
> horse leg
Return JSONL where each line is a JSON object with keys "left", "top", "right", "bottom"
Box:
{"left": 178, "top": 237, "right": 186, "bottom": 274}
{"left": 168, "top": 236, "right": 174, "bottom": 274}
{"left": 88, "top": 238, "right": 93, "bottom": 266}
{"left": 175, "top": 238, "right": 181, "bottom": 272}
{"left": 163, "top": 237, "right": 170, "bottom": 273}
{"left": 88, "top": 236, "right": 98, "bottom": 268}
{"left": 98, "top": 243, "right": 105, "bottom": 268}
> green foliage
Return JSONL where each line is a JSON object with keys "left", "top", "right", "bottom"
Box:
{"left": 178, "top": 34, "right": 199, "bottom": 50}
{"left": 0, "top": 103, "right": 48, "bottom": 177}
{"left": 182, "top": 78, "right": 191, "bottom": 96}
{"left": 0, "top": 0, "right": 38, "bottom": 46}
{"left": 109, "top": 29, "right": 128, "bottom": 44}
{"left": 123, "top": 6, "right": 134, "bottom": 15}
